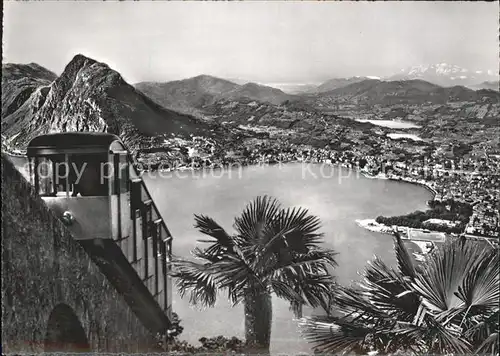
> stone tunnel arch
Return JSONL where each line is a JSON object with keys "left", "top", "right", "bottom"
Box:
{"left": 44, "top": 303, "right": 91, "bottom": 353}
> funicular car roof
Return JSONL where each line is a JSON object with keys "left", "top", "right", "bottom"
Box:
{"left": 27, "top": 132, "right": 122, "bottom": 156}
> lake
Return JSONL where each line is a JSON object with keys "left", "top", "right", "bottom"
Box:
{"left": 144, "top": 163, "right": 432, "bottom": 354}
{"left": 387, "top": 133, "right": 423, "bottom": 141}
{"left": 6, "top": 154, "right": 432, "bottom": 354}
{"left": 355, "top": 119, "right": 421, "bottom": 129}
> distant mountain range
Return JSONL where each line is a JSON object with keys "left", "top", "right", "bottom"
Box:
{"left": 387, "top": 63, "right": 498, "bottom": 89}
{"left": 470, "top": 81, "right": 500, "bottom": 91}
{"left": 135, "top": 65, "right": 498, "bottom": 114}
{"left": 135, "top": 75, "right": 294, "bottom": 115}
{"left": 1, "top": 55, "right": 216, "bottom": 151}
{"left": 2, "top": 55, "right": 498, "bottom": 153}
{"left": 266, "top": 64, "right": 498, "bottom": 94}
{"left": 310, "top": 78, "right": 500, "bottom": 106}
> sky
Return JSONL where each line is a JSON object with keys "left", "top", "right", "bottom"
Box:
{"left": 3, "top": 1, "right": 499, "bottom": 84}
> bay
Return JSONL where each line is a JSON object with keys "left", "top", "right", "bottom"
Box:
{"left": 144, "top": 163, "right": 432, "bottom": 354}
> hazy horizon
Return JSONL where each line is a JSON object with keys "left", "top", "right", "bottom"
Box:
{"left": 3, "top": 1, "right": 498, "bottom": 85}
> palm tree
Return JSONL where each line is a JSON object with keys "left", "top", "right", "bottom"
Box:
{"left": 300, "top": 234, "right": 499, "bottom": 355}
{"left": 170, "top": 196, "right": 337, "bottom": 353}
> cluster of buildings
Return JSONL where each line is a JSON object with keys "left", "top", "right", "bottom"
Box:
{"left": 466, "top": 201, "right": 499, "bottom": 237}
{"left": 5, "top": 92, "right": 497, "bottom": 240}
{"left": 353, "top": 154, "right": 499, "bottom": 238}
{"left": 135, "top": 135, "right": 218, "bottom": 170}
{"left": 132, "top": 105, "right": 499, "bottom": 239}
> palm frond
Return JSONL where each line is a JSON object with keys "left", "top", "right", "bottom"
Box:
{"left": 393, "top": 232, "right": 416, "bottom": 279}
{"left": 190, "top": 245, "right": 209, "bottom": 259}
{"left": 271, "top": 266, "right": 335, "bottom": 308}
{"left": 423, "top": 313, "right": 472, "bottom": 354}
{"left": 214, "top": 243, "right": 266, "bottom": 306}
{"left": 251, "top": 207, "right": 326, "bottom": 274}
{"left": 300, "top": 315, "right": 373, "bottom": 354}
{"left": 412, "top": 238, "right": 478, "bottom": 312}
{"left": 174, "top": 195, "right": 342, "bottom": 345}
{"left": 266, "top": 248, "right": 337, "bottom": 278}
{"left": 269, "top": 279, "right": 305, "bottom": 304}
{"left": 390, "top": 314, "right": 473, "bottom": 354}
{"left": 194, "top": 214, "right": 238, "bottom": 248}
{"left": 463, "top": 309, "right": 499, "bottom": 348}
{"left": 329, "top": 285, "right": 391, "bottom": 321}
{"left": 211, "top": 251, "right": 269, "bottom": 306}
{"left": 269, "top": 206, "right": 324, "bottom": 252}
{"left": 456, "top": 246, "right": 499, "bottom": 313}
{"left": 233, "top": 195, "right": 281, "bottom": 245}
{"left": 169, "top": 258, "right": 219, "bottom": 307}
{"left": 363, "top": 257, "right": 419, "bottom": 318}
{"left": 475, "top": 332, "right": 499, "bottom": 355}
{"left": 252, "top": 224, "right": 295, "bottom": 274}
{"left": 295, "top": 273, "right": 337, "bottom": 309}
{"left": 301, "top": 237, "right": 499, "bottom": 355}
{"left": 389, "top": 321, "right": 430, "bottom": 353}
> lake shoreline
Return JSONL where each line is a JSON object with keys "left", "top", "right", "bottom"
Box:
{"left": 3, "top": 150, "right": 437, "bottom": 201}
{"left": 5, "top": 151, "right": 436, "bottom": 221}
{"left": 5, "top": 150, "right": 437, "bottom": 249}
{"left": 360, "top": 170, "right": 437, "bottom": 199}
{"left": 356, "top": 172, "right": 446, "bottom": 257}
{"left": 355, "top": 173, "right": 440, "bottom": 245}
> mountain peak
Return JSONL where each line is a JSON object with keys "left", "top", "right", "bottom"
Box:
{"left": 187, "top": 74, "right": 238, "bottom": 86}
{"left": 135, "top": 75, "right": 292, "bottom": 113}
{"left": 2, "top": 54, "right": 212, "bottom": 150}
{"left": 192, "top": 74, "right": 219, "bottom": 80}
{"left": 388, "top": 63, "right": 498, "bottom": 88}
{"left": 55, "top": 54, "right": 126, "bottom": 94}
{"left": 58, "top": 54, "right": 97, "bottom": 85}
{"left": 69, "top": 53, "right": 97, "bottom": 66}
{"left": 64, "top": 54, "right": 98, "bottom": 73}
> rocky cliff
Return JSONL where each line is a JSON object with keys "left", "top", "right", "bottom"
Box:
{"left": 2, "top": 54, "right": 216, "bottom": 152}
{"left": 1, "top": 63, "right": 57, "bottom": 119}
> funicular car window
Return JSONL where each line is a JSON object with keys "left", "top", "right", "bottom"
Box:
{"left": 36, "top": 156, "right": 56, "bottom": 196}
{"left": 119, "top": 154, "right": 129, "bottom": 194}
{"left": 70, "top": 153, "right": 109, "bottom": 196}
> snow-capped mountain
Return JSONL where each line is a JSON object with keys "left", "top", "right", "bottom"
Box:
{"left": 470, "top": 81, "right": 499, "bottom": 92}
{"left": 387, "top": 63, "right": 499, "bottom": 88}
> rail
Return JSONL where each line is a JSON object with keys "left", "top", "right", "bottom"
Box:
{"left": 126, "top": 152, "right": 173, "bottom": 243}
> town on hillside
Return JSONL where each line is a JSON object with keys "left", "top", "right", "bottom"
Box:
{"left": 2, "top": 2, "right": 499, "bottom": 354}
